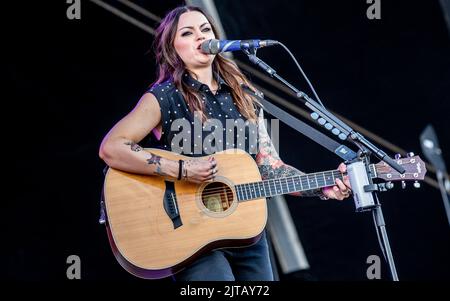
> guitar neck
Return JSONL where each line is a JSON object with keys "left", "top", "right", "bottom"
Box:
{"left": 235, "top": 164, "right": 376, "bottom": 201}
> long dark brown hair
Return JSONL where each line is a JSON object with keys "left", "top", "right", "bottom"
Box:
{"left": 152, "top": 5, "right": 259, "bottom": 121}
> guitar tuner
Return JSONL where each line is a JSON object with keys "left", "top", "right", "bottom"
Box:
{"left": 407, "top": 152, "right": 415, "bottom": 157}
{"left": 414, "top": 181, "right": 421, "bottom": 188}
{"left": 395, "top": 153, "right": 402, "bottom": 159}
{"left": 401, "top": 181, "right": 406, "bottom": 189}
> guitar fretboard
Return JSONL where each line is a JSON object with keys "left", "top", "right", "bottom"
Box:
{"left": 235, "top": 165, "right": 376, "bottom": 201}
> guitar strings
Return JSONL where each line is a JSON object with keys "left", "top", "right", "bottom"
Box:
{"left": 198, "top": 181, "right": 343, "bottom": 198}
{"left": 197, "top": 171, "right": 417, "bottom": 195}
{"left": 198, "top": 171, "right": 344, "bottom": 195}
{"left": 198, "top": 173, "right": 344, "bottom": 199}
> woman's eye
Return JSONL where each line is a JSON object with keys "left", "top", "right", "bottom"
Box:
{"left": 181, "top": 28, "right": 210, "bottom": 36}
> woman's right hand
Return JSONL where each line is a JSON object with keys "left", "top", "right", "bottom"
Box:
{"left": 183, "top": 156, "right": 218, "bottom": 183}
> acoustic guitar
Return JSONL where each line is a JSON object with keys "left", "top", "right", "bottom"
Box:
{"left": 102, "top": 148, "right": 426, "bottom": 279}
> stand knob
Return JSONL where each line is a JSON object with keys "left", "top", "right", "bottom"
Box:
{"left": 395, "top": 153, "right": 402, "bottom": 159}
{"left": 413, "top": 181, "right": 421, "bottom": 188}
{"left": 401, "top": 181, "right": 406, "bottom": 189}
{"left": 338, "top": 133, "right": 348, "bottom": 140}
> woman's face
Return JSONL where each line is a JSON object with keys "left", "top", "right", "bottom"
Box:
{"left": 174, "top": 11, "right": 216, "bottom": 70}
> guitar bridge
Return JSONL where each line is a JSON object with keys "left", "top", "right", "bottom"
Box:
{"left": 163, "top": 181, "right": 182, "bottom": 229}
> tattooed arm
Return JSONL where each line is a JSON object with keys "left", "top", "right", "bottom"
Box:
{"left": 99, "top": 93, "right": 179, "bottom": 177}
{"left": 255, "top": 110, "right": 323, "bottom": 197}
{"left": 101, "top": 138, "right": 218, "bottom": 183}
{"left": 256, "top": 110, "right": 352, "bottom": 200}
{"left": 121, "top": 141, "right": 179, "bottom": 177}
{"left": 101, "top": 138, "right": 179, "bottom": 177}
{"left": 99, "top": 93, "right": 217, "bottom": 181}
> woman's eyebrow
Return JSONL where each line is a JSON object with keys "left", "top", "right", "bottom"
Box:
{"left": 178, "top": 22, "right": 210, "bottom": 31}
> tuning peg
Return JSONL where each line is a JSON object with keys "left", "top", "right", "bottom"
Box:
{"left": 386, "top": 182, "right": 394, "bottom": 189}
{"left": 395, "top": 154, "right": 402, "bottom": 159}
{"left": 401, "top": 181, "right": 406, "bottom": 189}
{"left": 413, "top": 181, "right": 421, "bottom": 188}
{"left": 407, "top": 152, "right": 415, "bottom": 157}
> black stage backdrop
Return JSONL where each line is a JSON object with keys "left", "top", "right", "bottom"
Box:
{"left": 5, "top": 0, "right": 450, "bottom": 282}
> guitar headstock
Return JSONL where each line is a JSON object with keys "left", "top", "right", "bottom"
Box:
{"left": 373, "top": 153, "right": 427, "bottom": 185}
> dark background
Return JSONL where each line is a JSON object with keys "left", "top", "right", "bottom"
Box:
{"left": 5, "top": 0, "right": 450, "bottom": 282}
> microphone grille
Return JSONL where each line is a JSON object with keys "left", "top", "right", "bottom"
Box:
{"left": 201, "top": 39, "right": 220, "bottom": 54}
{"left": 200, "top": 40, "right": 211, "bottom": 54}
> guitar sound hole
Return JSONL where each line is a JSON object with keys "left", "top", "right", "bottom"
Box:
{"left": 201, "top": 182, "right": 234, "bottom": 213}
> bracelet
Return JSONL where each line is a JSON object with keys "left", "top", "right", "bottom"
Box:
{"left": 183, "top": 163, "right": 188, "bottom": 180}
{"left": 177, "top": 160, "right": 184, "bottom": 180}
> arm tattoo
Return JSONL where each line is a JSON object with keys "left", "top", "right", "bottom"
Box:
{"left": 259, "top": 164, "right": 302, "bottom": 179}
{"left": 256, "top": 110, "right": 281, "bottom": 162}
{"left": 123, "top": 141, "right": 166, "bottom": 176}
{"left": 256, "top": 111, "right": 320, "bottom": 197}
{"left": 256, "top": 110, "right": 284, "bottom": 178}
{"left": 259, "top": 163, "right": 322, "bottom": 197}
{"left": 147, "top": 153, "right": 166, "bottom": 176}
{"left": 124, "top": 141, "right": 143, "bottom": 152}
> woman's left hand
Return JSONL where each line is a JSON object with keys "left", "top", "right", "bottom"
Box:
{"left": 322, "top": 163, "right": 352, "bottom": 201}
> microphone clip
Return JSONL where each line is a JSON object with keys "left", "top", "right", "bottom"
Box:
{"left": 242, "top": 45, "right": 257, "bottom": 56}
{"left": 244, "top": 49, "right": 277, "bottom": 76}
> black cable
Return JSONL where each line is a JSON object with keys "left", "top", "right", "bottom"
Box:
{"left": 276, "top": 41, "right": 326, "bottom": 108}
{"left": 372, "top": 207, "right": 387, "bottom": 262}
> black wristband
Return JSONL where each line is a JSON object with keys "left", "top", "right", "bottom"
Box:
{"left": 177, "top": 160, "right": 184, "bottom": 180}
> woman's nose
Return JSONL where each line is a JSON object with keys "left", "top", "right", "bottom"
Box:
{"left": 196, "top": 34, "right": 206, "bottom": 41}
{"left": 195, "top": 29, "right": 207, "bottom": 40}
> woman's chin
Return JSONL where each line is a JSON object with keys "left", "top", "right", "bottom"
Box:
{"left": 194, "top": 58, "right": 213, "bottom": 67}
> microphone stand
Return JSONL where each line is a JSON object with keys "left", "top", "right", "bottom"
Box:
{"left": 244, "top": 48, "right": 401, "bottom": 281}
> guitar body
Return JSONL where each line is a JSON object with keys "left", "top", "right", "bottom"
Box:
{"left": 103, "top": 148, "right": 267, "bottom": 279}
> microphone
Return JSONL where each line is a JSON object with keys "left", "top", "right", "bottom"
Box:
{"left": 201, "top": 39, "right": 278, "bottom": 54}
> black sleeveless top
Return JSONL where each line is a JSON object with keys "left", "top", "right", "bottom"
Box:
{"left": 98, "top": 74, "right": 264, "bottom": 225}
{"left": 143, "top": 73, "right": 261, "bottom": 159}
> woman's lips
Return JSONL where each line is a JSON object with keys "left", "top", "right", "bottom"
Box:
{"left": 197, "top": 47, "right": 208, "bottom": 55}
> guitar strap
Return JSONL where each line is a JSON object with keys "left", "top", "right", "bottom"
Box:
{"left": 243, "top": 86, "right": 357, "bottom": 161}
